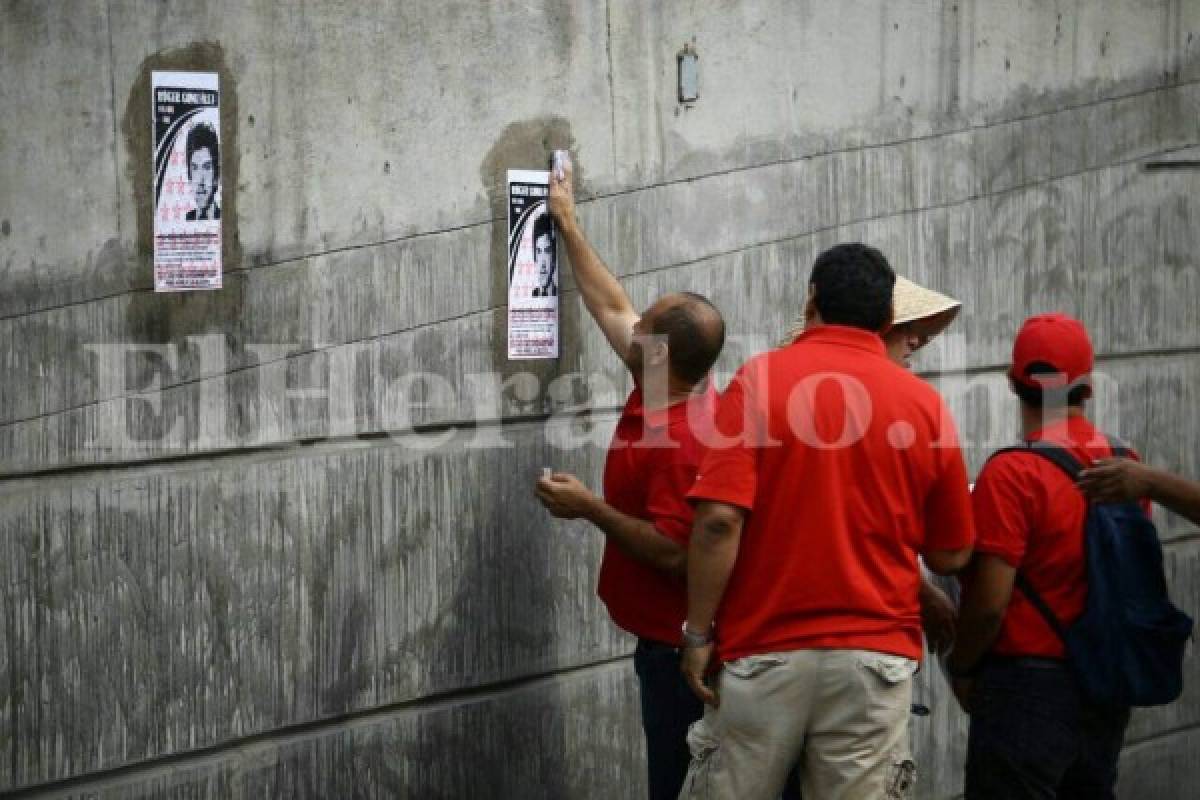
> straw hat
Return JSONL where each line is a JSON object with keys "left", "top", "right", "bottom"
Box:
{"left": 779, "top": 275, "right": 962, "bottom": 346}
{"left": 891, "top": 275, "right": 961, "bottom": 339}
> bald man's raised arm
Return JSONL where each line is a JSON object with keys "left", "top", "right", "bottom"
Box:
{"left": 547, "top": 163, "right": 639, "bottom": 368}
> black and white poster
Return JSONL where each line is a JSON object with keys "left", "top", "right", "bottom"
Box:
{"left": 152, "top": 70, "right": 222, "bottom": 291}
{"left": 507, "top": 169, "right": 558, "bottom": 359}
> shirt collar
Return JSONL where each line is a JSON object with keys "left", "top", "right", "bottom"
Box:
{"left": 1029, "top": 414, "right": 1094, "bottom": 440}
{"left": 791, "top": 324, "right": 887, "bottom": 356}
{"left": 626, "top": 380, "right": 717, "bottom": 429}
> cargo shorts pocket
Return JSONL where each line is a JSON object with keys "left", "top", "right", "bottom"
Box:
{"left": 886, "top": 756, "right": 917, "bottom": 800}
{"left": 723, "top": 653, "right": 786, "bottom": 680}
{"left": 859, "top": 653, "right": 919, "bottom": 685}
{"left": 679, "top": 716, "right": 720, "bottom": 799}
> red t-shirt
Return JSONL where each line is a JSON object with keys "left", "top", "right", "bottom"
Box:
{"left": 598, "top": 382, "right": 717, "bottom": 644}
{"left": 970, "top": 416, "right": 1147, "bottom": 659}
{"left": 688, "top": 325, "right": 975, "bottom": 663}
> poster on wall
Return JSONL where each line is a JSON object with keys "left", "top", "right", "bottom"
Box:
{"left": 506, "top": 169, "right": 559, "bottom": 359}
{"left": 151, "top": 70, "right": 222, "bottom": 291}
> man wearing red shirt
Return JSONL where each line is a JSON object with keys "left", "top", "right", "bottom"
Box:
{"left": 533, "top": 161, "right": 725, "bottom": 800}
{"left": 679, "top": 243, "right": 975, "bottom": 799}
{"left": 948, "top": 313, "right": 1142, "bottom": 799}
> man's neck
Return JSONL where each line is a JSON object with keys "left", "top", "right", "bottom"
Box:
{"left": 639, "top": 370, "right": 704, "bottom": 411}
{"left": 1020, "top": 404, "right": 1086, "bottom": 439}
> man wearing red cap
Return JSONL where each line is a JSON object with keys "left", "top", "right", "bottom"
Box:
{"left": 948, "top": 313, "right": 1147, "bottom": 799}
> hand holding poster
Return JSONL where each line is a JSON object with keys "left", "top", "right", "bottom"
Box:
{"left": 507, "top": 169, "right": 559, "bottom": 359}
{"left": 152, "top": 70, "right": 222, "bottom": 291}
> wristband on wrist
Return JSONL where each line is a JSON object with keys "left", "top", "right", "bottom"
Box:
{"left": 680, "top": 621, "right": 714, "bottom": 648}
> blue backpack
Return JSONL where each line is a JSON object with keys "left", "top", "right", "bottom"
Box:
{"left": 993, "top": 439, "right": 1194, "bottom": 708}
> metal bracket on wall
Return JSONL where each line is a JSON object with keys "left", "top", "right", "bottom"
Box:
{"left": 678, "top": 43, "right": 699, "bottom": 105}
{"left": 1142, "top": 160, "right": 1200, "bottom": 171}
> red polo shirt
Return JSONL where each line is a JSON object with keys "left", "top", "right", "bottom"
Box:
{"left": 971, "top": 416, "right": 1147, "bottom": 659}
{"left": 598, "top": 382, "right": 717, "bottom": 644}
{"left": 688, "top": 325, "right": 974, "bottom": 663}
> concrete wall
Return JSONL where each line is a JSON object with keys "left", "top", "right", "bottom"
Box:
{"left": 2, "top": 1, "right": 1198, "bottom": 797}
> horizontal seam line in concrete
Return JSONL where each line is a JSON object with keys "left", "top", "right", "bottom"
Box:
{"left": 1121, "top": 721, "right": 1200, "bottom": 754}
{"left": 3, "top": 137, "right": 1198, "bottom": 437}
{"left": 0, "top": 653, "right": 634, "bottom": 799}
{"left": 2, "top": 344, "right": 1199, "bottom": 486}
{"left": 2, "top": 74, "right": 1196, "bottom": 324}
{"left": 0, "top": 409, "right": 577, "bottom": 487}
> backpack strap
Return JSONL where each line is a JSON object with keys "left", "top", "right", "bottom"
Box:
{"left": 1104, "top": 434, "right": 1132, "bottom": 460}
{"left": 986, "top": 440, "right": 1087, "bottom": 645}
{"left": 986, "top": 441, "right": 1084, "bottom": 481}
{"left": 1013, "top": 571, "right": 1069, "bottom": 643}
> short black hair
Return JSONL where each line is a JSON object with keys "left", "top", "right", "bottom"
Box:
{"left": 186, "top": 123, "right": 220, "bottom": 183}
{"left": 651, "top": 292, "right": 725, "bottom": 385}
{"left": 808, "top": 243, "right": 895, "bottom": 332}
{"left": 1010, "top": 362, "right": 1090, "bottom": 409}
{"left": 533, "top": 211, "right": 554, "bottom": 245}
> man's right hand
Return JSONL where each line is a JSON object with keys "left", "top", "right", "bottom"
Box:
{"left": 681, "top": 642, "right": 719, "bottom": 707}
{"left": 547, "top": 160, "right": 577, "bottom": 235}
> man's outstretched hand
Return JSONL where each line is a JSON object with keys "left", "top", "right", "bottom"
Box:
{"left": 1077, "top": 458, "right": 1150, "bottom": 504}
{"left": 535, "top": 472, "right": 597, "bottom": 519}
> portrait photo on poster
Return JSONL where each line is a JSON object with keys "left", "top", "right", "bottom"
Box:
{"left": 151, "top": 70, "right": 223, "bottom": 292}
{"left": 506, "top": 169, "right": 559, "bottom": 360}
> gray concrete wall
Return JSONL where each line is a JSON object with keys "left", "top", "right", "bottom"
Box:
{"left": 1, "top": 1, "right": 1198, "bottom": 797}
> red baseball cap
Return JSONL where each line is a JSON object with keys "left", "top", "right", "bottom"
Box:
{"left": 1009, "top": 313, "right": 1094, "bottom": 389}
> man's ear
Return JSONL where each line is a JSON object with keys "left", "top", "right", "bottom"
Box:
{"left": 880, "top": 305, "right": 895, "bottom": 334}
{"left": 651, "top": 340, "right": 670, "bottom": 366}
{"left": 803, "top": 283, "right": 818, "bottom": 322}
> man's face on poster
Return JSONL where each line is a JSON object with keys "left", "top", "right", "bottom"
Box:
{"left": 190, "top": 146, "right": 216, "bottom": 216}
{"left": 535, "top": 233, "right": 554, "bottom": 289}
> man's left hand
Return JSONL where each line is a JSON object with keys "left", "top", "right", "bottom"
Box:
{"left": 535, "top": 472, "right": 597, "bottom": 520}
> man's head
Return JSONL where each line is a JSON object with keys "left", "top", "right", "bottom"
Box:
{"left": 881, "top": 276, "right": 962, "bottom": 367}
{"left": 629, "top": 292, "right": 725, "bottom": 387}
{"left": 186, "top": 123, "right": 219, "bottom": 216}
{"left": 533, "top": 212, "right": 555, "bottom": 291}
{"left": 1007, "top": 312, "right": 1094, "bottom": 409}
{"left": 805, "top": 243, "right": 896, "bottom": 333}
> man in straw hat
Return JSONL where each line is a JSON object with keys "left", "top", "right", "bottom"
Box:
{"left": 680, "top": 243, "right": 975, "bottom": 799}
{"left": 783, "top": 274, "right": 961, "bottom": 369}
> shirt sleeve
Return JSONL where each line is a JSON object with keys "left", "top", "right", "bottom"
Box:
{"left": 687, "top": 365, "right": 762, "bottom": 511}
{"left": 970, "top": 453, "right": 1038, "bottom": 568}
{"left": 645, "top": 462, "right": 701, "bottom": 544}
{"left": 922, "top": 409, "right": 976, "bottom": 554}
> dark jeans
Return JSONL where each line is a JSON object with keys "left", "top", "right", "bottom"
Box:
{"left": 634, "top": 638, "right": 705, "bottom": 800}
{"left": 965, "top": 657, "right": 1131, "bottom": 800}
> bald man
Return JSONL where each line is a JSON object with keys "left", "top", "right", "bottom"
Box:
{"left": 534, "top": 158, "right": 726, "bottom": 800}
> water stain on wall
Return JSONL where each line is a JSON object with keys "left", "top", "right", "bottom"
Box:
{"left": 479, "top": 118, "right": 584, "bottom": 410}
{"left": 116, "top": 43, "right": 248, "bottom": 444}
{"left": 121, "top": 41, "right": 243, "bottom": 294}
